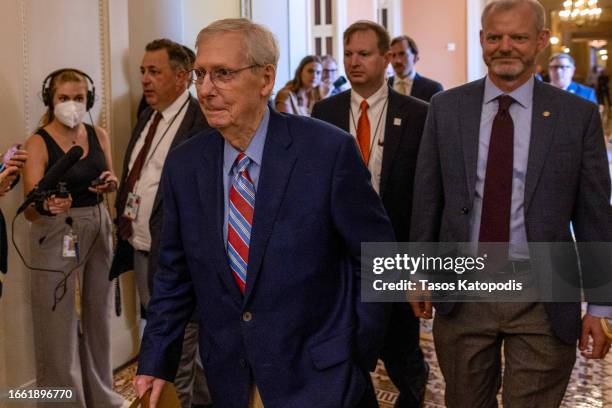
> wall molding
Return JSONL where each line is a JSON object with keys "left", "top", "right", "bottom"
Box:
{"left": 98, "top": 0, "right": 111, "bottom": 132}
{"left": 20, "top": 0, "right": 32, "bottom": 135}
{"left": 241, "top": 0, "right": 252, "bottom": 19}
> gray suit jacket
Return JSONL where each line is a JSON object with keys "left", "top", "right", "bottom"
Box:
{"left": 410, "top": 78, "right": 612, "bottom": 343}
{"left": 110, "top": 95, "right": 210, "bottom": 286}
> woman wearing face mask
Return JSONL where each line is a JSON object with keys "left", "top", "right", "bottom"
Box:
{"left": 275, "top": 55, "right": 330, "bottom": 116}
{"left": 22, "top": 69, "right": 123, "bottom": 407}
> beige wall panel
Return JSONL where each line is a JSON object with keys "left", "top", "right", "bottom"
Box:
{"left": 402, "top": 0, "right": 468, "bottom": 89}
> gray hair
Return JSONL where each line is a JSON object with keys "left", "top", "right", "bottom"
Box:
{"left": 195, "top": 18, "right": 279, "bottom": 68}
{"left": 549, "top": 53, "right": 575, "bottom": 66}
{"left": 481, "top": 0, "right": 546, "bottom": 32}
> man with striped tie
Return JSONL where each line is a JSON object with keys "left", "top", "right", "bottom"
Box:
{"left": 134, "top": 18, "right": 396, "bottom": 408}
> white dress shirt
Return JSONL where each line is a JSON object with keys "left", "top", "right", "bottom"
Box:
{"left": 393, "top": 70, "right": 416, "bottom": 96}
{"left": 349, "top": 84, "right": 389, "bottom": 193}
{"left": 128, "top": 89, "right": 190, "bottom": 251}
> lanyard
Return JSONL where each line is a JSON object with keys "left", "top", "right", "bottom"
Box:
{"left": 142, "top": 97, "right": 189, "bottom": 170}
{"left": 134, "top": 97, "right": 189, "bottom": 192}
{"left": 349, "top": 98, "right": 388, "bottom": 165}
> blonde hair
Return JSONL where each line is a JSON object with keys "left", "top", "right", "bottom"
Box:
{"left": 482, "top": 0, "right": 546, "bottom": 32}
{"left": 40, "top": 70, "right": 88, "bottom": 127}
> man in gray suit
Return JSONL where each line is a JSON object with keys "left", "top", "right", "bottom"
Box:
{"left": 110, "top": 38, "right": 212, "bottom": 408}
{"left": 410, "top": 0, "right": 612, "bottom": 407}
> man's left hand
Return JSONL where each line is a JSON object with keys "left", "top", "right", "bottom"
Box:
{"left": 579, "top": 313, "right": 612, "bottom": 359}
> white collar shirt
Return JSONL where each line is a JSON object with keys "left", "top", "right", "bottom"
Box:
{"left": 349, "top": 83, "right": 389, "bottom": 194}
{"left": 128, "top": 89, "right": 190, "bottom": 251}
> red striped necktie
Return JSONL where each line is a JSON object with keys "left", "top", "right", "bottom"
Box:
{"left": 227, "top": 152, "right": 255, "bottom": 294}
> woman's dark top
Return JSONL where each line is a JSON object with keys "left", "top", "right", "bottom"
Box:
{"left": 37, "top": 124, "right": 106, "bottom": 207}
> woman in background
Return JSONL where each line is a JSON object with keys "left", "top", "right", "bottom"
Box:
{"left": 22, "top": 68, "right": 123, "bottom": 408}
{"left": 275, "top": 55, "right": 329, "bottom": 116}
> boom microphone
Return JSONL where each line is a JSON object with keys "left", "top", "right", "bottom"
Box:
{"left": 17, "top": 145, "right": 83, "bottom": 215}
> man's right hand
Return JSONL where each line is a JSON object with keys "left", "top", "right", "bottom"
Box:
{"left": 410, "top": 300, "right": 433, "bottom": 319}
{"left": 133, "top": 375, "right": 166, "bottom": 408}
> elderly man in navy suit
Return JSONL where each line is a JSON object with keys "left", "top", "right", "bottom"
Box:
{"left": 548, "top": 53, "right": 598, "bottom": 104}
{"left": 410, "top": 0, "right": 611, "bottom": 407}
{"left": 134, "top": 18, "right": 395, "bottom": 408}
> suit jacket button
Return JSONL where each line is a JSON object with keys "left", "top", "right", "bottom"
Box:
{"left": 461, "top": 207, "right": 469, "bottom": 215}
{"left": 239, "top": 358, "right": 247, "bottom": 368}
{"left": 243, "top": 311, "right": 252, "bottom": 322}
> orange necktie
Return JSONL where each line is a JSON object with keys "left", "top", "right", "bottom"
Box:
{"left": 356, "top": 100, "right": 370, "bottom": 164}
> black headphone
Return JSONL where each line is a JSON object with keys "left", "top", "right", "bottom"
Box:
{"left": 41, "top": 68, "right": 96, "bottom": 111}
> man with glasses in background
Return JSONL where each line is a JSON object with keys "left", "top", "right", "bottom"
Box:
{"left": 134, "top": 18, "right": 395, "bottom": 408}
{"left": 110, "top": 38, "right": 212, "bottom": 408}
{"left": 548, "top": 53, "right": 597, "bottom": 104}
{"left": 321, "top": 54, "right": 349, "bottom": 95}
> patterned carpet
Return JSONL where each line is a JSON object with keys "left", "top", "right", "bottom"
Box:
{"left": 114, "top": 317, "right": 612, "bottom": 407}
{"left": 373, "top": 319, "right": 612, "bottom": 408}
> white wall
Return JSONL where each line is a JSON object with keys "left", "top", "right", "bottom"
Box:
{"left": 127, "top": 0, "right": 185, "bottom": 116}
{"left": 288, "top": 0, "right": 311, "bottom": 83}
{"left": 467, "top": 0, "right": 487, "bottom": 81}
{"left": 182, "top": 0, "right": 241, "bottom": 49}
{"left": 252, "top": 0, "right": 290, "bottom": 93}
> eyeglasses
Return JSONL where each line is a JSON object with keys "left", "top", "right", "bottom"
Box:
{"left": 189, "top": 65, "right": 261, "bottom": 89}
{"left": 549, "top": 65, "right": 573, "bottom": 71}
{"left": 323, "top": 69, "right": 338, "bottom": 74}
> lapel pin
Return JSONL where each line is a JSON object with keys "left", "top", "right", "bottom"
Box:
{"left": 393, "top": 118, "right": 402, "bottom": 126}
{"left": 542, "top": 111, "right": 550, "bottom": 117}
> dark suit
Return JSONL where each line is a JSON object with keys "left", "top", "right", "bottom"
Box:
{"left": 388, "top": 73, "right": 443, "bottom": 102}
{"left": 110, "top": 95, "right": 209, "bottom": 285}
{"left": 137, "top": 110, "right": 395, "bottom": 407}
{"left": 410, "top": 77, "right": 612, "bottom": 406}
{"left": 312, "top": 88, "right": 430, "bottom": 407}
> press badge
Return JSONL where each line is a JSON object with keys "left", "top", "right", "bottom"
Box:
{"left": 124, "top": 191, "right": 141, "bottom": 221}
{"left": 63, "top": 233, "right": 77, "bottom": 258}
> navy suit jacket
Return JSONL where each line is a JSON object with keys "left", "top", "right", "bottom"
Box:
{"left": 388, "top": 73, "right": 443, "bottom": 102}
{"left": 566, "top": 81, "right": 598, "bottom": 104}
{"left": 137, "top": 109, "right": 395, "bottom": 407}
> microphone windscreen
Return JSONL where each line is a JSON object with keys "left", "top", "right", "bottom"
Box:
{"left": 37, "top": 145, "right": 83, "bottom": 191}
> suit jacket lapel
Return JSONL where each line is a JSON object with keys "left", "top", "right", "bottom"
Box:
{"left": 169, "top": 97, "right": 197, "bottom": 150}
{"left": 460, "top": 79, "right": 486, "bottom": 204}
{"left": 196, "top": 134, "right": 244, "bottom": 304}
{"left": 379, "top": 89, "right": 402, "bottom": 197}
{"left": 243, "top": 111, "right": 297, "bottom": 303}
{"left": 410, "top": 73, "right": 422, "bottom": 98}
{"left": 334, "top": 91, "right": 352, "bottom": 131}
{"left": 120, "top": 109, "right": 153, "bottom": 187}
{"left": 524, "top": 80, "right": 557, "bottom": 212}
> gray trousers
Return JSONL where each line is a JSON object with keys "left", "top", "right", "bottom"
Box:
{"left": 433, "top": 302, "right": 576, "bottom": 408}
{"left": 29, "top": 205, "right": 123, "bottom": 408}
{"left": 134, "top": 251, "right": 211, "bottom": 408}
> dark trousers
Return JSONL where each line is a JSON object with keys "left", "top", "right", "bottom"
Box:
{"left": 380, "top": 303, "right": 428, "bottom": 408}
{"left": 355, "top": 374, "right": 379, "bottom": 408}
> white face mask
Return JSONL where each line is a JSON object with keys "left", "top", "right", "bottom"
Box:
{"left": 54, "top": 101, "right": 86, "bottom": 128}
